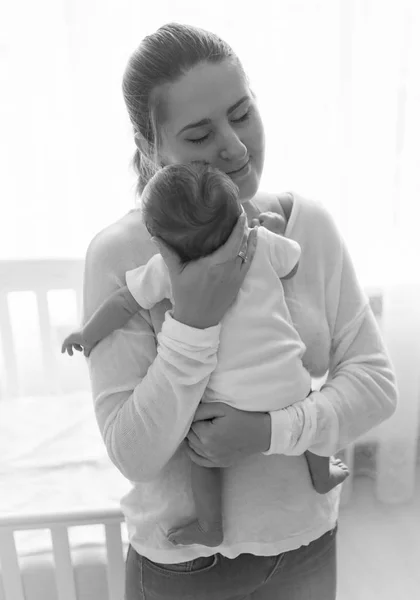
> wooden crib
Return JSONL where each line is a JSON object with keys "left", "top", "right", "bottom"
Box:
{"left": 0, "top": 509, "right": 125, "bottom": 600}
{"left": 0, "top": 259, "right": 127, "bottom": 600}
{"left": 0, "top": 259, "right": 419, "bottom": 600}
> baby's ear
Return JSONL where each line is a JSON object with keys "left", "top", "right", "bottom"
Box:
{"left": 151, "top": 237, "right": 181, "bottom": 272}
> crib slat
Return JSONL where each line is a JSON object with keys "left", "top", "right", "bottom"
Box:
{"left": 50, "top": 526, "right": 77, "bottom": 600}
{"left": 0, "top": 293, "right": 20, "bottom": 398}
{"left": 0, "top": 529, "right": 25, "bottom": 600}
{"left": 36, "top": 290, "right": 59, "bottom": 394}
{"left": 105, "top": 523, "right": 125, "bottom": 600}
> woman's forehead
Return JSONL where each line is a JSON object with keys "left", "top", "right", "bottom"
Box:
{"left": 163, "top": 61, "right": 249, "bottom": 134}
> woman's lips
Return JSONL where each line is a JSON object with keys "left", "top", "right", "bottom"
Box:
{"left": 227, "top": 158, "right": 251, "bottom": 178}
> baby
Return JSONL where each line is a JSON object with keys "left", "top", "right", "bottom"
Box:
{"left": 63, "top": 163, "right": 349, "bottom": 548}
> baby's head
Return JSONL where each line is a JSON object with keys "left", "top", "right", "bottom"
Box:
{"left": 141, "top": 163, "right": 242, "bottom": 263}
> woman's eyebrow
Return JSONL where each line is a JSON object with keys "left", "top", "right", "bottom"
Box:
{"left": 177, "top": 95, "right": 250, "bottom": 135}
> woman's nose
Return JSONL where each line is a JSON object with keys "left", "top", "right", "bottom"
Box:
{"left": 219, "top": 131, "right": 248, "bottom": 162}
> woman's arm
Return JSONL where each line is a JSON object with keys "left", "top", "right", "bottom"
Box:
{"left": 265, "top": 305, "right": 397, "bottom": 456}
{"left": 85, "top": 212, "right": 257, "bottom": 482}
{"left": 264, "top": 210, "right": 398, "bottom": 457}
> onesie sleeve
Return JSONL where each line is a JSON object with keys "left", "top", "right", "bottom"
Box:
{"left": 261, "top": 226, "right": 301, "bottom": 278}
{"left": 126, "top": 253, "right": 173, "bottom": 309}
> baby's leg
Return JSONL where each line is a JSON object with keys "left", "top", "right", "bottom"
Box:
{"left": 168, "top": 463, "right": 223, "bottom": 547}
{"left": 304, "top": 451, "right": 350, "bottom": 494}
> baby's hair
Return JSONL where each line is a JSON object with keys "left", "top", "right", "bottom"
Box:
{"left": 142, "top": 163, "right": 242, "bottom": 263}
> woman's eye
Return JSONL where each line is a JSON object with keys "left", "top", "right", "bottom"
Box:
{"left": 186, "top": 108, "right": 251, "bottom": 144}
{"left": 232, "top": 110, "right": 251, "bottom": 123}
{"left": 188, "top": 134, "right": 210, "bottom": 145}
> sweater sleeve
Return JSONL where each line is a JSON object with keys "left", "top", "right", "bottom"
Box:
{"left": 83, "top": 223, "right": 221, "bottom": 482}
{"left": 264, "top": 206, "right": 398, "bottom": 456}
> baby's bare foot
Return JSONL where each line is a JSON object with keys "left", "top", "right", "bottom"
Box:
{"left": 312, "top": 458, "right": 350, "bottom": 494}
{"left": 168, "top": 520, "right": 223, "bottom": 547}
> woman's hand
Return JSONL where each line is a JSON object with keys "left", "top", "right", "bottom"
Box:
{"left": 152, "top": 212, "right": 258, "bottom": 329}
{"left": 185, "top": 402, "right": 272, "bottom": 468}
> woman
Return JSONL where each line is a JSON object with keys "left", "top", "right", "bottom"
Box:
{"left": 84, "top": 23, "right": 397, "bottom": 599}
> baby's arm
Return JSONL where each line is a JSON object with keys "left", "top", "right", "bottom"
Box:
{"left": 256, "top": 222, "right": 301, "bottom": 280}
{"left": 62, "top": 286, "right": 139, "bottom": 357}
{"left": 252, "top": 212, "right": 299, "bottom": 279}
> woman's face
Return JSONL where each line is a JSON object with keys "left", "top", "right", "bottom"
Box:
{"left": 157, "top": 59, "right": 265, "bottom": 203}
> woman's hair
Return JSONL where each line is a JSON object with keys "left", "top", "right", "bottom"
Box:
{"left": 122, "top": 23, "right": 242, "bottom": 195}
{"left": 142, "top": 163, "right": 241, "bottom": 263}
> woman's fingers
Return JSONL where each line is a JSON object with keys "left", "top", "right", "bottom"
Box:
{"left": 210, "top": 212, "right": 247, "bottom": 265}
{"left": 186, "top": 430, "right": 216, "bottom": 464}
{"left": 192, "top": 401, "right": 228, "bottom": 422}
{"left": 247, "top": 224, "right": 258, "bottom": 256}
{"left": 184, "top": 445, "right": 216, "bottom": 468}
{"left": 186, "top": 428, "right": 204, "bottom": 453}
{"left": 238, "top": 225, "right": 258, "bottom": 270}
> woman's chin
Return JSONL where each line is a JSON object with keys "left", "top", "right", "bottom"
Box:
{"left": 235, "top": 160, "right": 262, "bottom": 203}
{"left": 238, "top": 177, "right": 260, "bottom": 203}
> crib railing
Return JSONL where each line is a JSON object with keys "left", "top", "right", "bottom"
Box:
{"left": 0, "top": 259, "right": 85, "bottom": 398}
{"left": 0, "top": 509, "right": 126, "bottom": 600}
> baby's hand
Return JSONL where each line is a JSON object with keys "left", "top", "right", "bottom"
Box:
{"left": 251, "top": 212, "right": 286, "bottom": 235}
{"left": 61, "top": 331, "right": 95, "bottom": 357}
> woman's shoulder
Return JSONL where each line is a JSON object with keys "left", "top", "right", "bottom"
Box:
{"left": 288, "top": 193, "right": 341, "bottom": 239}
{"left": 85, "top": 208, "right": 156, "bottom": 281}
{"left": 256, "top": 190, "right": 339, "bottom": 237}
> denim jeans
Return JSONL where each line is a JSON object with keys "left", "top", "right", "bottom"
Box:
{"left": 125, "top": 524, "right": 337, "bottom": 599}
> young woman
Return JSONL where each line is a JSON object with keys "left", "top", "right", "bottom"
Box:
{"left": 83, "top": 23, "right": 397, "bottom": 600}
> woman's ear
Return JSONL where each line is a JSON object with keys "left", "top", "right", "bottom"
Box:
{"left": 134, "top": 132, "right": 149, "bottom": 154}
{"left": 135, "top": 132, "right": 165, "bottom": 168}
